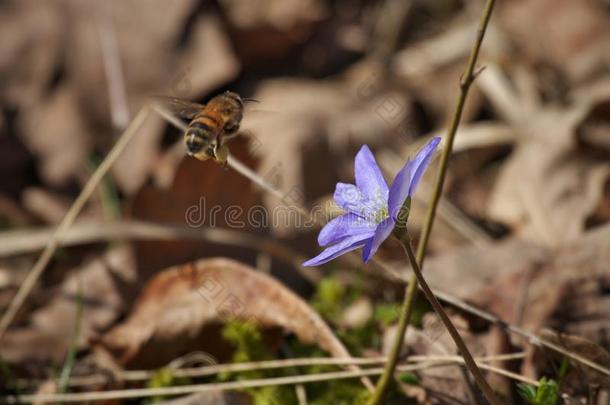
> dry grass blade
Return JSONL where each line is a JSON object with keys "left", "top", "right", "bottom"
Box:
{"left": 115, "top": 353, "right": 530, "bottom": 383}
{"left": 0, "top": 220, "right": 322, "bottom": 283}
{"left": 0, "top": 106, "right": 152, "bottom": 339}
{"left": 95, "top": 2, "right": 130, "bottom": 130}
{"left": 4, "top": 360, "right": 538, "bottom": 403}
{"left": 14, "top": 353, "right": 526, "bottom": 389}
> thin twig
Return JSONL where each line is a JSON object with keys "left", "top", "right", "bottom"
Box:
{"left": 14, "top": 353, "right": 526, "bottom": 389}
{"left": 415, "top": 0, "right": 495, "bottom": 272}
{"left": 0, "top": 106, "right": 152, "bottom": 340}
{"left": 367, "top": 1, "right": 497, "bottom": 402}
{"left": 117, "top": 353, "right": 528, "bottom": 382}
{"left": 0, "top": 220, "right": 322, "bottom": 284}
{"left": 400, "top": 235, "right": 500, "bottom": 404}
{"left": 5, "top": 360, "right": 537, "bottom": 404}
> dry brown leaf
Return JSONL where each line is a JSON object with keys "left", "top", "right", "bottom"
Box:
{"left": 423, "top": 237, "right": 547, "bottom": 300}
{"left": 487, "top": 91, "right": 610, "bottom": 246}
{"left": 98, "top": 258, "right": 360, "bottom": 370}
{"left": 130, "top": 138, "right": 265, "bottom": 275}
{"left": 536, "top": 329, "right": 610, "bottom": 390}
{"left": 459, "top": 222, "right": 610, "bottom": 374}
{"left": 17, "top": 85, "right": 91, "bottom": 186}
{"left": 0, "top": 0, "right": 63, "bottom": 107}
{"left": 0, "top": 246, "right": 135, "bottom": 364}
{"left": 21, "top": 188, "right": 72, "bottom": 224}
{"left": 223, "top": 0, "right": 325, "bottom": 67}
{"left": 223, "top": 0, "right": 326, "bottom": 31}
{"left": 499, "top": 0, "right": 610, "bottom": 83}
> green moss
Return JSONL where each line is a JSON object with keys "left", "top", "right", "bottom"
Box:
{"left": 311, "top": 277, "right": 346, "bottom": 322}
{"left": 373, "top": 302, "right": 401, "bottom": 327}
{"left": 220, "top": 320, "right": 296, "bottom": 404}
{"left": 145, "top": 368, "right": 190, "bottom": 403}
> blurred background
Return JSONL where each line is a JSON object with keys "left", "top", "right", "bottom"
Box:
{"left": 0, "top": 0, "right": 609, "bottom": 403}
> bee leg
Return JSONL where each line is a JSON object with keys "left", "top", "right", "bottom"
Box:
{"left": 215, "top": 144, "right": 229, "bottom": 169}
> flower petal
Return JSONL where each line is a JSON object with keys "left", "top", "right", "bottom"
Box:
{"left": 333, "top": 183, "right": 368, "bottom": 217}
{"left": 408, "top": 136, "right": 441, "bottom": 196}
{"left": 355, "top": 145, "right": 389, "bottom": 201}
{"left": 303, "top": 233, "right": 374, "bottom": 267}
{"left": 362, "top": 217, "right": 395, "bottom": 263}
{"left": 318, "top": 213, "right": 377, "bottom": 247}
{"left": 388, "top": 137, "right": 441, "bottom": 218}
{"left": 387, "top": 161, "right": 413, "bottom": 219}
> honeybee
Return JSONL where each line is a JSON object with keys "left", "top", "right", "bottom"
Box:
{"left": 159, "top": 91, "right": 253, "bottom": 163}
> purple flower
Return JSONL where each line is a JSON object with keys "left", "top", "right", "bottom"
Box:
{"left": 303, "top": 137, "right": 441, "bottom": 266}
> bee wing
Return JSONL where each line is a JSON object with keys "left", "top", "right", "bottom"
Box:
{"left": 243, "top": 106, "right": 277, "bottom": 115}
{"left": 153, "top": 96, "right": 205, "bottom": 120}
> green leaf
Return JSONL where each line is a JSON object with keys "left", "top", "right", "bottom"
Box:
{"left": 517, "top": 383, "right": 536, "bottom": 401}
{"left": 535, "top": 378, "right": 559, "bottom": 405}
{"left": 517, "top": 377, "right": 559, "bottom": 405}
{"left": 398, "top": 372, "right": 419, "bottom": 385}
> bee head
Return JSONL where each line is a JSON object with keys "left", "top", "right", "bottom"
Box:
{"left": 223, "top": 91, "right": 243, "bottom": 107}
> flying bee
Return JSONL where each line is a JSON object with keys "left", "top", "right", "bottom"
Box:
{"left": 158, "top": 91, "right": 255, "bottom": 164}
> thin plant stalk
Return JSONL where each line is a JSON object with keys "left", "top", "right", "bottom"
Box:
{"left": 415, "top": 0, "right": 496, "bottom": 268}
{"left": 399, "top": 233, "right": 500, "bottom": 404}
{"left": 367, "top": 0, "right": 496, "bottom": 402}
{"left": 4, "top": 361, "right": 535, "bottom": 404}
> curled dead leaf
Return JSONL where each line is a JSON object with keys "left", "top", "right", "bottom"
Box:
{"left": 97, "top": 258, "right": 369, "bottom": 385}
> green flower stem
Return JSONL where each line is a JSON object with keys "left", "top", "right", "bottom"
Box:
{"left": 399, "top": 233, "right": 500, "bottom": 404}
{"left": 367, "top": 0, "right": 496, "bottom": 403}
{"left": 415, "top": 0, "right": 496, "bottom": 269}
{"left": 365, "top": 270, "right": 419, "bottom": 405}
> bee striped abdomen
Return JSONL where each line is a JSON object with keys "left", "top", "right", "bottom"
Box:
{"left": 190, "top": 113, "right": 221, "bottom": 134}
